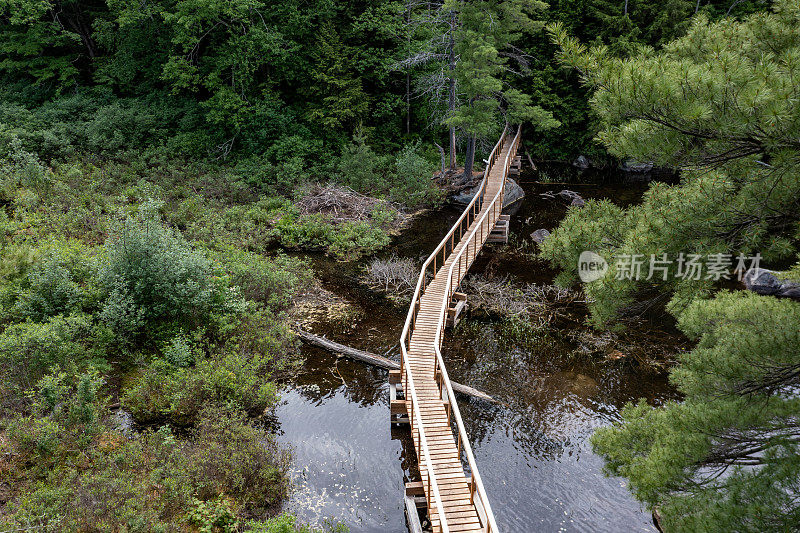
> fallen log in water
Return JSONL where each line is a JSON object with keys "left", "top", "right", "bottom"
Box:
{"left": 295, "top": 328, "right": 496, "bottom": 403}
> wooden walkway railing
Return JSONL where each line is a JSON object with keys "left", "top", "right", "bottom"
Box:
{"left": 397, "top": 125, "right": 522, "bottom": 532}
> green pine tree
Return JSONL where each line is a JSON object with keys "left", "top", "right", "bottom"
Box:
{"left": 446, "top": 0, "right": 558, "bottom": 179}
{"left": 544, "top": 2, "right": 800, "bottom": 529}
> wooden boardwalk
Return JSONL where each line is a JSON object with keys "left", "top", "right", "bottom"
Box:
{"left": 396, "top": 126, "right": 522, "bottom": 533}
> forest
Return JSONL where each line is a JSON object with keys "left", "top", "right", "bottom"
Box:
{"left": 0, "top": 0, "right": 797, "bottom": 531}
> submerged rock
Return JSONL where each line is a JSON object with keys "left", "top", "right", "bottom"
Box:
{"left": 557, "top": 189, "right": 582, "bottom": 202}
{"left": 621, "top": 160, "right": 654, "bottom": 173}
{"left": 547, "top": 371, "right": 600, "bottom": 398}
{"left": 540, "top": 189, "right": 585, "bottom": 207}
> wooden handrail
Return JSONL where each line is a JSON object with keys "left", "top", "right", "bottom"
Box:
{"left": 400, "top": 124, "right": 507, "bottom": 367}
{"left": 401, "top": 352, "right": 450, "bottom": 533}
{"left": 398, "top": 124, "right": 521, "bottom": 532}
{"left": 431, "top": 126, "right": 522, "bottom": 533}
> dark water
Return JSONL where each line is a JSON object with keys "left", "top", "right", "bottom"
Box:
{"left": 276, "top": 168, "right": 681, "bottom": 532}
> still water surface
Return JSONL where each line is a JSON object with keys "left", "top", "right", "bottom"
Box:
{"left": 276, "top": 169, "right": 680, "bottom": 532}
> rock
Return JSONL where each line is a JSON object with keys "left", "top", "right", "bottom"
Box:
{"left": 743, "top": 269, "right": 782, "bottom": 295}
{"left": 744, "top": 268, "right": 800, "bottom": 299}
{"left": 605, "top": 349, "right": 626, "bottom": 361}
{"left": 557, "top": 189, "right": 581, "bottom": 201}
{"left": 451, "top": 188, "right": 478, "bottom": 205}
{"left": 531, "top": 228, "right": 550, "bottom": 243}
{"left": 570, "top": 196, "right": 585, "bottom": 207}
{"left": 503, "top": 177, "right": 525, "bottom": 208}
{"left": 454, "top": 170, "right": 483, "bottom": 188}
{"left": 572, "top": 155, "right": 591, "bottom": 170}
{"left": 110, "top": 409, "right": 135, "bottom": 438}
{"left": 551, "top": 189, "right": 585, "bottom": 207}
{"left": 549, "top": 371, "right": 599, "bottom": 398}
{"left": 621, "top": 160, "right": 654, "bottom": 173}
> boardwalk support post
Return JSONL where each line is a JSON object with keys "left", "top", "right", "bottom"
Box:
{"left": 487, "top": 214, "right": 510, "bottom": 244}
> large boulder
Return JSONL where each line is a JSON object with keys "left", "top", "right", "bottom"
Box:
{"left": 451, "top": 177, "right": 525, "bottom": 211}
{"left": 503, "top": 177, "right": 525, "bottom": 208}
{"left": 531, "top": 229, "right": 551, "bottom": 243}
{"left": 572, "top": 155, "right": 591, "bottom": 170}
{"left": 743, "top": 268, "right": 800, "bottom": 299}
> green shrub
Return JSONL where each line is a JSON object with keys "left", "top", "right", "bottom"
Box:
{"left": 218, "top": 250, "right": 310, "bottom": 312}
{"left": 336, "top": 135, "right": 441, "bottom": 209}
{"left": 0, "top": 243, "right": 40, "bottom": 320}
{"left": 0, "top": 313, "right": 109, "bottom": 408}
{"left": 272, "top": 210, "right": 390, "bottom": 260}
{"left": 10, "top": 242, "right": 95, "bottom": 321}
{"left": 188, "top": 404, "right": 290, "bottom": 514}
{"left": 328, "top": 221, "right": 390, "bottom": 260}
{"left": 3, "top": 403, "right": 289, "bottom": 531}
{"left": 121, "top": 360, "right": 203, "bottom": 426}
{"left": 189, "top": 496, "right": 239, "bottom": 533}
{"left": 8, "top": 367, "right": 106, "bottom": 464}
{"left": 390, "top": 141, "right": 441, "bottom": 209}
{"left": 0, "top": 137, "right": 52, "bottom": 190}
{"left": 122, "top": 309, "right": 293, "bottom": 425}
{"left": 122, "top": 354, "right": 280, "bottom": 426}
{"left": 84, "top": 101, "right": 160, "bottom": 154}
{"left": 164, "top": 334, "right": 195, "bottom": 368}
{"left": 98, "top": 201, "right": 242, "bottom": 342}
{"left": 244, "top": 514, "right": 349, "bottom": 533}
{"left": 275, "top": 213, "right": 334, "bottom": 251}
{"left": 337, "top": 131, "right": 390, "bottom": 193}
{"left": 235, "top": 154, "right": 310, "bottom": 193}
{"left": 184, "top": 197, "right": 286, "bottom": 253}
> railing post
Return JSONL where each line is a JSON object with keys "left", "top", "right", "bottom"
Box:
{"left": 470, "top": 477, "right": 476, "bottom": 505}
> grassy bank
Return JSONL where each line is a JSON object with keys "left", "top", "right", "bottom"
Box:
{"left": 0, "top": 139, "right": 416, "bottom": 530}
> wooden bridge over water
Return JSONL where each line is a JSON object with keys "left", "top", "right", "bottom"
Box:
{"left": 390, "top": 125, "right": 522, "bottom": 532}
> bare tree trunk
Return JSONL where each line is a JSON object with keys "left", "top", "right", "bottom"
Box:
{"left": 463, "top": 134, "right": 476, "bottom": 181}
{"left": 294, "top": 328, "right": 496, "bottom": 402}
{"left": 624, "top": 0, "right": 629, "bottom": 16}
{"left": 435, "top": 142, "right": 446, "bottom": 175}
{"left": 695, "top": 0, "right": 701, "bottom": 13}
{"left": 406, "top": 73, "right": 411, "bottom": 135}
{"left": 449, "top": 126, "right": 456, "bottom": 170}
{"left": 53, "top": 11, "right": 98, "bottom": 59}
{"left": 448, "top": 12, "right": 457, "bottom": 169}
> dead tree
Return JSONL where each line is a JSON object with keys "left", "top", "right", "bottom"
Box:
{"left": 394, "top": 0, "right": 461, "bottom": 169}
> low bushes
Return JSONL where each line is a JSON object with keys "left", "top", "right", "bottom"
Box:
{"left": 337, "top": 135, "right": 442, "bottom": 210}
{"left": 3, "top": 389, "right": 291, "bottom": 531}
{"left": 0, "top": 314, "right": 110, "bottom": 413}
{"left": 0, "top": 151, "right": 307, "bottom": 527}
